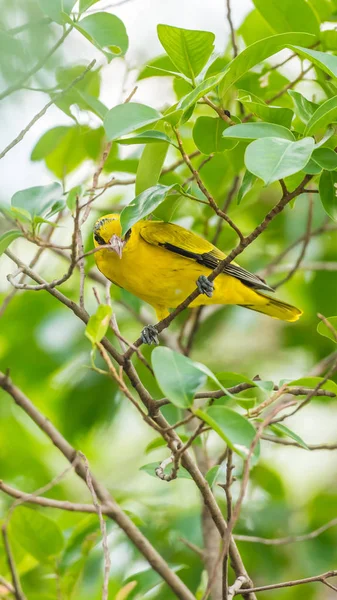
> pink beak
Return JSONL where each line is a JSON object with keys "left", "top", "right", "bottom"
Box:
{"left": 109, "top": 234, "right": 126, "bottom": 259}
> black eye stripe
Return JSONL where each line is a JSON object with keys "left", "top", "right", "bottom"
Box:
{"left": 94, "top": 232, "right": 106, "bottom": 245}
{"left": 124, "top": 228, "right": 132, "bottom": 241}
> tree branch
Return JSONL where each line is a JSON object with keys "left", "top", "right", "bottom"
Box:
{"left": 0, "top": 371, "right": 196, "bottom": 600}
{"left": 237, "top": 570, "right": 337, "bottom": 595}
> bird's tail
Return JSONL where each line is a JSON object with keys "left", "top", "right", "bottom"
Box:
{"left": 240, "top": 293, "right": 302, "bottom": 322}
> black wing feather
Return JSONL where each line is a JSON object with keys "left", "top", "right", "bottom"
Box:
{"left": 159, "top": 242, "right": 274, "bottom": 292}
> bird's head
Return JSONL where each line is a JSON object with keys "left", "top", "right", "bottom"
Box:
{"left": 93, "top": 213, "right": 130, "bottom": 258}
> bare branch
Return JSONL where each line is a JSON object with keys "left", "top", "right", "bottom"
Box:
{"left": 0, "top": 371, "right": 196, "bottom": 600}
{"left": 79, "top": 453, "right": 111, "bottom": 600}
{"left": 1, "top": 525, "right": 26, "bottom": 600}
{"left": 273, "top": 196, "right": 313, "bottom": 289}
{"left": 238, "top": 570, "right": 337, "bottom": 595}
{"left": 174, "top": 128, "right": 244, "bottom": 241}
{"left": 226, "top": 0, "right": 238, "bottom": 57}
{"left": 234, "top": 516, "right": 337, "bottom": 545}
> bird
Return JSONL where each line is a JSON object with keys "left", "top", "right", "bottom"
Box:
{"left": 93, "top": 214, "right": 302, "bottom": 344}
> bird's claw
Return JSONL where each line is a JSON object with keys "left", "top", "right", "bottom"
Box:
{"left": 197, "top": 275, "right": 214, "bottom": 298}
{"left": 141, "top": 325, "right": 159, "bottom": 345}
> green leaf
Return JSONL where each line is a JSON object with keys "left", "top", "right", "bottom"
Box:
{"left": 194, "top": 406, "right": 258, "bottom": 459}
{"left": 140, "top": 462, "right": 193, "bottom": 479}
{"left": 269, "top": 423, "right": 309, "bottom": 449}
{"left": 157, "top": 24, "right": 215, "bottom": 81}
{"left": 31, "top": 126, "right": 70, "bottom": 160}
{"left": 104, "top": 103, "right": 161, "bottom": 141}
{"left": 76, "top": 90, "right": 108, "bottom": 120}
{"left": 317, "top": 316, "right": 337, "bottom": 343}
{"left": 37, "top": 0, "right": 76, "bottom": 24}
{"left": 223, "top": 122, "right": 295, "bottom": 141}
{"left": 288, "top": 376, "right": 337, "bottom": 395}
{"left": 151, "top": 347, "right": 208, "bottom": 409}
{"left": 320, "top": 29, "right": 337, "bottom": 50}
{"left": 178, "top": 32, "right": 316, "bottom": 112}
{"left": 252, "top": 0, "right": 319, "bottom": 35}
{"left": 312, "top": 147, "right": 337, "bottom": 170}
{"left": 31, "top": 126, "right": 105, "bottom": 178}
{"left": 218, "top": 33, "right": 316, "bottom": 100}
{"left": 303, "top": 158, "right": 322, "bottom": 175}
{"left": 193, "top": 117, "right": 237, "bottom": 154}
{"left": 11, "top": 183, "right": 63, "bottom": 219}
{"left": 120, "top": 184, "right": 178, "bottom": 235}
{"left": 245, "top": 137, "right": 315, "bottom": 185}
{"left": 138, "top": 55, "right": 177, "bottom": 80}
{"left": 116, "top": 131, "right": 173, "bottom": 145}
{"left": 290, "top": 45, "right": 337, "bottom": 80}
{"left": 205, "top": 465, "right": 223, "bottom": 488}
{"left": 10, "top": 507, "right": 64, "bottom": 562}
{"left": 76, "top": 12, "right": 128, "bottom": 58}
{"left": 66, "top": 185, "right": 82, "bottom": 213}
{"left": 242, "top": 101, "right": 293, "bottom": 128}
{"left": 0, "top": 230, "right": 23, "bottom": 255}
{"left": 305, "top": 96, "right": 337, "bottom": 135}
{"left": 238, "top": 8, "right": 274, "bottom": 46}
{"left": 136, "top": 134, "right": 170, "bottom": 195}
{"left": 79, "top": 0, "right": 99, "bottom": 12}
{"left": 238, "top": 170, "right": 257, "bottom": 204}
{"left": 319, "top": 170, "right": 337, "bottom": 221}
{"left": 85, "top": 304, "right": 112, "bottom": 344}
{"left": 288, "top": 90, "right": 318, "bottom": 124}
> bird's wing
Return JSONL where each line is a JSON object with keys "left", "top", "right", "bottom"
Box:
{"left": 139, "top": 221, "right": 274, "bottom": 292}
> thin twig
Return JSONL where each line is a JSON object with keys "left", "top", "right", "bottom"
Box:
{"left": 273, "top": 196, "right": 313, "bottom": 288}
{"left": 1, "top": 525, "right": 26, "bottom": 600}
{"left": 234, "top": 516, "right": 337, "bottom": 545}
{"left": 174, "top": 128, "right": 244, "bottom": 242}
{"left": 238, "top": 570, "right": 337, "bottom": 595}
{"left": 226, "top": 0, "right": 238, "bottom": 57}
{"left": 79, "top": 453, "right": 111, "bottom": 600}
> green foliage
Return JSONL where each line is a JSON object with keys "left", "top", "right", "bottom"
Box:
{"left": 319, "top": 170, "right": 337, "bottom": 220}
{"left": 72, "top": 12, "right": 128, "bottom": 59}
{"left": 120, "top": 184, "right": 179, "bottom": 234}
{"left": 157, "top": 24, "right": 215, "bottom": 82}
{"left": 317, "top": 316, "right": 337, "bottom": 342}
{"left": 151, "top": 347, "right": 207, "bottom": 408}
{"left": 10, "top": 507, "right": 64, "bottom": 562}
{"left": 223, "top": 122, "right": 295, "bottom": 141}
{"left": 104, "top": 103, "right": 162, "bottom": 141}
{"left": 252, "top": 0, "right": 320, "bottom": 35}
{"left": 135, "top": 129, "right": 170, "bottom": 194}
{"left": 11, "top": 183, "right": 65, "bottom": 223}
{"left": 194, "top": 406, "right": 258, "bottom": 459}
{"left": 85, "top": 304, "right": 112, "bottom": 344}
{"left": 245, "top": 137, "right": 315, "bottom": 184}
{"left": 193, "top": 116, "right": 237, "bottom": 154}
{"left": 0, "top": 230, "right": 23, "bottom": 254}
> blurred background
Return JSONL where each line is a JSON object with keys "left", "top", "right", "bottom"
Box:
{"left": 1, "top": 1, "right": 337, "bottom": 598}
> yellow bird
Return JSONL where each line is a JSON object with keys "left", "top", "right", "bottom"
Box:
{"left": 93, "top": 214, "right": 302, "bottom": 344}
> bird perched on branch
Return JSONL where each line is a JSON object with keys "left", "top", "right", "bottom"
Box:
{"left": 93, "top": 214, "right": 302, "bottom": 344}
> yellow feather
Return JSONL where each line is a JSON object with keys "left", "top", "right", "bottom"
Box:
{"left": 93, "top": 215, "right": 302, "bottom": 323}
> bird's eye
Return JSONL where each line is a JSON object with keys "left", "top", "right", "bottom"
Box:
{"left": 94, "top": 232, "right": 106, "bottom": 245}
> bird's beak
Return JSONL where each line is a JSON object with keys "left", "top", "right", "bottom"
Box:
{"left": 109, "top": 234, "right": 125, "bottom": 258}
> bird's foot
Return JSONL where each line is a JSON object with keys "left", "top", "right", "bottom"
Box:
{"left": 197, "top": 275, "right": 214, "bottom": 298}
{"left": 141, "top": 325, "right": 159, "bottom": 345}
